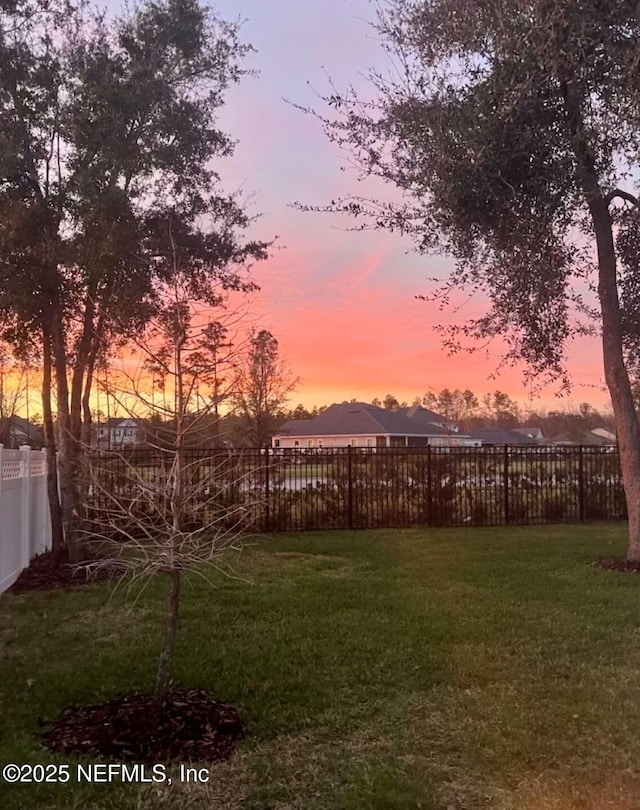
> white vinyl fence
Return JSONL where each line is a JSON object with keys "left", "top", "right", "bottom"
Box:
{"left": 0, "top": 446, "right": 51, "bottom": 594}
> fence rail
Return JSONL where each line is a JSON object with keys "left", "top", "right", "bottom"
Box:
{"left": 0, "top": 446, "right": 51, "bottom": 593}
{"left": 86, "top": 445, "right": 627, "bottom": 533}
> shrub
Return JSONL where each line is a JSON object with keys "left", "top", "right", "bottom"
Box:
{"left": 543, "top": 497, "right": 566, "bottom": 521}
{"left": 507, "top": 497, "right": 528, "bottom": 523}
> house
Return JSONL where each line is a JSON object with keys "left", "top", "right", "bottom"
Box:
{"left": 0, "top": 415, "right": 44, "bottom": 448}
{"left": 95, "top": 418, "right": 142, "bottom": 448}
{"left": 590, "top": 427, "right": 616, "bottom": 444}
{"left": 544, "top": 429, "right": 616, "bottom": 447}
{"left": 470, "top": 428, "right": 540, "bottom": 446}
{"left": 272, "top": 402, "right": 479, "bottom": 449}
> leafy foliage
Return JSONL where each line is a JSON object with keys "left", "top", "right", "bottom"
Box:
{"left": 0, "top": 0, "right": 271, "bottom": 548}
{"left": 297, "top": 0, "right": 640, "bottom": 384}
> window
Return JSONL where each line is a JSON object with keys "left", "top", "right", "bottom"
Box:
{"left": 294, "top": 440, "right": 299, "bottom": 447}
{"left": 318, "top": 439, "right": 323, "bottom": 448}
{"left": 307, "top": 439, "right": 314, "bottom": 448}
{"left": 366, "top": 438, "right": 373, "bottom": 447}
{"left": 274, "top": 439, "right": 280, "bottom": 448}
{"left": 350, "top": 438, "right": 358, "bottom": 447}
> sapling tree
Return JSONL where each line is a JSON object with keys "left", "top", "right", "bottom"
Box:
{"left": 84, "top": 274, "right": 264, "bottom": 698}
{"left": 300, "top": 0, "right": 640, "bottom": 561}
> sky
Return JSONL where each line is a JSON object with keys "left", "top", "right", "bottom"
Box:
{"left": 112, "top": 0, "right": 611, "bottom": 413}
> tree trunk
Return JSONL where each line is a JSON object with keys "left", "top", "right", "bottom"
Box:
{"left": 80, "top": 324, "right": 103, "bottom": 448}
{"left": 155, "top": 340, "right": 187, "bottom": 699}
{"left": 50, "top": 294, "right": 83, "bottom": 561}
{"left": 70, "top": 283, "right": 97, "bottom": 444}
{"left": 81, "top": 365, "right": 94, "bottom": 449}
{"left": 563, "top": 79, "right": 640, "bottom": 561}
{"left": 155, "top": 568, "right": 182, "bottom": 699}
{"left": 589, "top": 197, "right": 640, "bottom": 561}
{"left": 41, "top": 323, "right": 64, "bottom": 554}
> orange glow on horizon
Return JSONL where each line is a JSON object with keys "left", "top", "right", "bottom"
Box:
{"left": 3, "top": 247, "right": 612, "bottom": 422}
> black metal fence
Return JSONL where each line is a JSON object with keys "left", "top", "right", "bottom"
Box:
{"left": 86, "top": 445, "right": 627, "bottom": 533}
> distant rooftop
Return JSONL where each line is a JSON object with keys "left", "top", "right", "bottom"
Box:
{"left": 470, "top": 428, "right": 539, "bottom": 445}
{"left": 277, "top": 402, "right": 459, "bottom": 438}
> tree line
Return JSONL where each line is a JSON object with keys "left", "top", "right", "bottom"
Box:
{"left": 282, "top": 389, "right": 616, "bottom": 441}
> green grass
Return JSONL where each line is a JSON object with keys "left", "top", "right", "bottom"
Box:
{"left": 2, "top": 524, "right": 640, "bottom": 809}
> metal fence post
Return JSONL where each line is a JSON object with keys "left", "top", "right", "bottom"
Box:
{"left": 427, "top": 445, "right": 432, "bottom": 526}
{"left": 264, "top": 446, "right": 270, "bottom": 532}
{"left": 347, "top": 444, "right": 353, "bottom": 530}
{"left": 578, "top": 445, "right": 585, "bottom": 522}
{"left": 504, "top": 444, "right": 510, "bottom": 525}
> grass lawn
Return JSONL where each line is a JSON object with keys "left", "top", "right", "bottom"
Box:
{"left": 2, "top": 524, "right": 640, "bottom": 809}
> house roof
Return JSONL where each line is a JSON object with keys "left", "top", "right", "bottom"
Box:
{"left": 397, "top": 405, "right": 450, "bottom": 424}
{"left": 580, "top": 431, "right": 616, "bottom": 446}
{"left": 511, "top": 426, "right": 544, "bottom": 440}
{"left": 276, "top": 402, "right": 457, "bottom": 438}
{"left": 470, "top": 428, "right": 539, "bottom": 445}
{"left": 8, "top": 415, "right": 43, "bottom": 436}
{"left": 98, "top": 418, "right": 143, "bottom": 429}
{"left": 543, "top": 433, "right": 575, "bottom": 445}
{"left": 590, "top": 428, "right": 616, "bottom": 442}
{"left": 543, "top": 431, "right": 616, "bottom": 446}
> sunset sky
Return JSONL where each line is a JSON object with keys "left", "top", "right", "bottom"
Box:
{"left": 113, "top": 0, "right": 611, "bottom": 413}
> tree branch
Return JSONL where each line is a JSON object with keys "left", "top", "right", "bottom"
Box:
{"left": 605, "top": 189, "right": 640, "bottom": 208}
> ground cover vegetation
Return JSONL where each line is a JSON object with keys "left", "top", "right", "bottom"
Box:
{"left": 87, "top": 444, "right": 627, "bottom": 533}
{"left": 2, "top": 525, "right": 640, "bottom": 809}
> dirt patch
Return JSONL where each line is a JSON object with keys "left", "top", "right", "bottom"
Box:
{"left": 6, "top": 550, "right": 119, "bottom": 593}
{"left": 42, "top": 689, "right": 244, "bottom": 763}
{"left": 592, "top": 558, "right": 640, "bottom": 573}
{"left": 503, "top": 770, "right": 640, "bottom": 810}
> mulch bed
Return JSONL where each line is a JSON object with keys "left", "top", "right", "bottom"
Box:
{"left": 593, "top": 558, "right": 640, "bottom": 573}
{"left": 7, "top": 550, "right": 118, "bottom": 594}
{"left": 42, "top": 689, "right": 244, "bottom": 763}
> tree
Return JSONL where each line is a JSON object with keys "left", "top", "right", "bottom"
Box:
{"left": 371, "top": 394, "right": 407, "bottom": 409}
{"left": 302, "top": 0, "right": 640, "bottom": 560}
{"left": 482, "top": 391, "right": 521, "bottom": 428}
{"left": 0, "top": 0, "right": 269, "bottom": 556}
{"left": 280, "top": 403, "right": 327, "bottom": 422}
{"left": 86, "top": 276, "right": 261, "bottom": 699}
{"left": 418, "top": 388, "right": 480, "bottom": 427}
{"left": 234, "top": 329, "right": 298, "bottom": 447}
